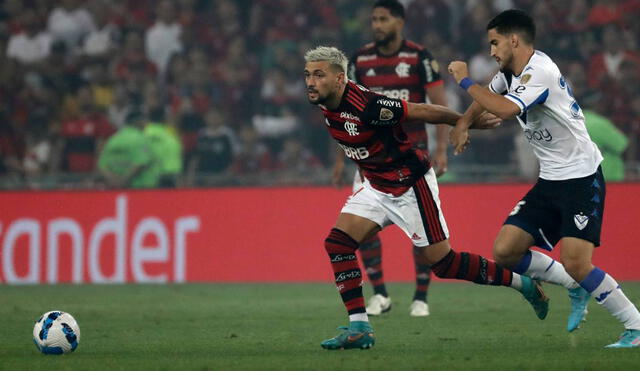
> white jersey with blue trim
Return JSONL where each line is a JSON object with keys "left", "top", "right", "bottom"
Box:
{"left": 489, "top": 50, "right": 603, "bottom": 180}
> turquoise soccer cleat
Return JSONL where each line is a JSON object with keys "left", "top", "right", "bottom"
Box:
{"left": 605, "top": 329, "right": 640, "bottom": 348}
{"left": 567, "top": 287, "right": 590, "bottom": 332}
{"left": 320, "top": 321, "right": 375, "bottom": 350}
{"left": 520, "top": 276, "right": 549, "bottom": 320}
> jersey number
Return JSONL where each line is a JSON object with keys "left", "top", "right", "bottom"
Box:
{"left": 509, "top": 201, "right": 526, "bottom": 216}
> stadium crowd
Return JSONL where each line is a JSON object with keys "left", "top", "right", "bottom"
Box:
{"left": 0, "top": 0, "right": 639, "bottom": 189}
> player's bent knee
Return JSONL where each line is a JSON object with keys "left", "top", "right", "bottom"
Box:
{"left": 492, "top": 243, "right": 516, "bottom": 266}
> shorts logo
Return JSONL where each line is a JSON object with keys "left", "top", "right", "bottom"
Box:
{"left": 574, "top": 213, "right": 589, "bottom": 230}
{"left": 380, "top": 108, "right": 394, "bottom": 121}
{"left": 411, "top": 233, "right": 421, "bottom": 241}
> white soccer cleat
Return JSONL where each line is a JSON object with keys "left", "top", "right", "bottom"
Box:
{"left": 409, "top": 300, "right": 430, "bottom": 317}
{"left": 366, "top": 294, "right": 392, "bottom": 316}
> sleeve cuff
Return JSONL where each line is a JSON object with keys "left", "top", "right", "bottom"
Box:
{"left": 505, "top": 93, "right": 526, "bottom": 115}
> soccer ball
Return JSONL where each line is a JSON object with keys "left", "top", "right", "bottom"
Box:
{"left": 33, "top": 311, "right": 81, "bottom": 354}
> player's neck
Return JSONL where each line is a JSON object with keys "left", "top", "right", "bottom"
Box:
{"left": 326, "top": 83, "right": 347, "bottom": 111}
{"left": 377, "top": 36, "right": 403, "bottom": 56}
{"left": 511, "top": 47, "right": 535, "bottom": 76}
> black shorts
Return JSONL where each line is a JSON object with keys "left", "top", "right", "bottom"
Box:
{"left": 504, "top": 167, "right": 605, "bottom": 249}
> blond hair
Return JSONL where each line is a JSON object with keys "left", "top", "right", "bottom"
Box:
{"left": 304, "top": 46, "right": 348, "bottom": 74}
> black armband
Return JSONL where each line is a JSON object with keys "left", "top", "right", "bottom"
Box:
{"left": 361, "top": 97, "right": 406, "bottom": 126}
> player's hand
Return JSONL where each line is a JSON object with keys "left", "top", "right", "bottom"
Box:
{"left": 432, "top": 147, "right": 448, "bottom": 177}
{"left": 450, "top": 124, "right": 470, "bottom": 155}
{"left": 470, "top": 111, "right": 502, "bottom": 130}
{"left": 447, "top": 61, "right": 469, "bottom": 84}
{"left": 331, "top": 161, "right": 345, "bottom": 188}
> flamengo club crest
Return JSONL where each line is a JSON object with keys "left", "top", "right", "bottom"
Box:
{"left": 396, "top": 62, "right": 410, "bottom": 77}
{"left": 344, "top": 121, "right": 359, "bottom": 136}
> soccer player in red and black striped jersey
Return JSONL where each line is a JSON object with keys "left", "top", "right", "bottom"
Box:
{"left": 332, "top": 0, "right": 449, "bottom": 317}
{"left": 305, "top": 46, "right": 549, "bottom": 350}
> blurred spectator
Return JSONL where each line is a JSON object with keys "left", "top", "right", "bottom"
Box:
{"left": 6, "top": 9, "right": 51, "bottom": 65}
{"left": 186, "top": 108, "right": 238, "bottom": 186}
{"left": 107, "top": 83, "right": 133, "bottom": 128}
{"left": 587, "top": 24, "right": 640, "bottom": 89}
{"left": 47, "top": 0, "right": 95, "bottom": 53}
{"left": 98, "top": 110, "right": 160, "bottom": 189}
{"left": 114, "top": 30, "right": 158, "bottom": 81}
{"left": 55, "top": 84, "right": 114, "bottom": 173}
{"left": 253, "top": 66, "right": 302, "bottom": 152}
{"left": 22, "top": 115, "right": 51, "bottom": 177}
{"left": 85, "top": 61, "right": 114, "bottom": 110}
{"left": 145, "top": 0, "right": 183, "bottom": 77}
{"left": 587, "top": 0, "right": 623, "bottom": 28}
{"left": 82, "top": 1, "right": 120, "bottom": 58}
{"left": 144, "top": 106, "right": 183, "bottom": 187}
{"left": 233, "top": 125, "right": 273, "bottom": 174}
{"left": 275, "top": 136, "right": 322, "bottom": 176}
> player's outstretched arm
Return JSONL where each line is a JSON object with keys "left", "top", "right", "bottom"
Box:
{"left": 448, "top": 61, "right": 520, "bottom": 120}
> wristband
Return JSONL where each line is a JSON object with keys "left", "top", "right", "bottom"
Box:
{"left": 459, "top": 77, "right": 475, "bottom": 91}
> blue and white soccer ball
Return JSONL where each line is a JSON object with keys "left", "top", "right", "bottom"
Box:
{"left": 33, "top": 311, "right": 81, "bottom": 354}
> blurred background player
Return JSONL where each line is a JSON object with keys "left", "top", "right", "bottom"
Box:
{"left": 448, "top": 9, "right": 640, "bottom": 347}
{"left": 331, "top": 0, "right": 449, "bottom": 317}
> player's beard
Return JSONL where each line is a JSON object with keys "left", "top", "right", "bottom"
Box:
{"left": 374, "top": 31, "right": 396, "bottom": 48}
{"left": 498, "top": 52, "right": 514, "bottom": 73}
{"left": 307, "top": 90, "right": 328, "bottom": 105}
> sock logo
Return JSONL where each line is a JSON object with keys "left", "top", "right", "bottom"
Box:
{"left": 595, "top": 290, "right": 612, "bottom": 303}
{"left": 336, "top": 270, "right": 361, "bottom": 282}
{"left": 574, "top": 213, "right": 589, "bottom": 230}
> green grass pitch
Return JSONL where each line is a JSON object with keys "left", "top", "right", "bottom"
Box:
{"left": 1, "top": 282, "right": 639, "bottom": 370}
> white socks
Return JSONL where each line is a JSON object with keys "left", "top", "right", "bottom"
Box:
{"left": 515, "top": 250, "right": 578, "bottom": 289}
{"left": 580, "top": 267, "right": 640, "bottom": 330}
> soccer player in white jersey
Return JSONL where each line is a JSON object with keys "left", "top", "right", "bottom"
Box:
{"left": 447, "top": 9, "right": 640, "bottom": 348}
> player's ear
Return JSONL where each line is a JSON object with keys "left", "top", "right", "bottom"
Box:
{"left": 511, "top": 33, "right": 519, "bottom": 48}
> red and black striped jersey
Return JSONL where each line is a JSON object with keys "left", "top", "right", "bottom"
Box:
{"left": 348, "top": 40, "right": 443, "bottom": 149}
{"left": 320, "top": 81, "right": 431, "bottom": 196}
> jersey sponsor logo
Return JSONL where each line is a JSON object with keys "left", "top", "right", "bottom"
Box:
{"left": 339, "top": 143, "right": 370, "bottom": 160}
{"left": 524, "top": 128, "right": 552, "bottom": 142}
{"left": 344, "top": 121, "right": 359, "bottom": 136}
{"left": 366, "top": 68, "right": 376, "bottom": 76}
{"left": 574, "top": 213, "right": 589, "bottom": 230}
{"left": 340, "top": 112, "right": 361, "bottom": 122}
{"left": 520, "top": 74, "right": 532, "bottom": 84}
{"left": 377, "top": 98, "right": 402, "bottom": 108}
{"left": 395, "top": 62, "right": 411, "bottom": 78}
{"left": 379, "top": 108, "right": 394, "bottom": 121}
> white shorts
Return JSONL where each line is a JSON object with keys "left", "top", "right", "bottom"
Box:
{"left": 342, "top": 168, "right": 450, "bottom": 247}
